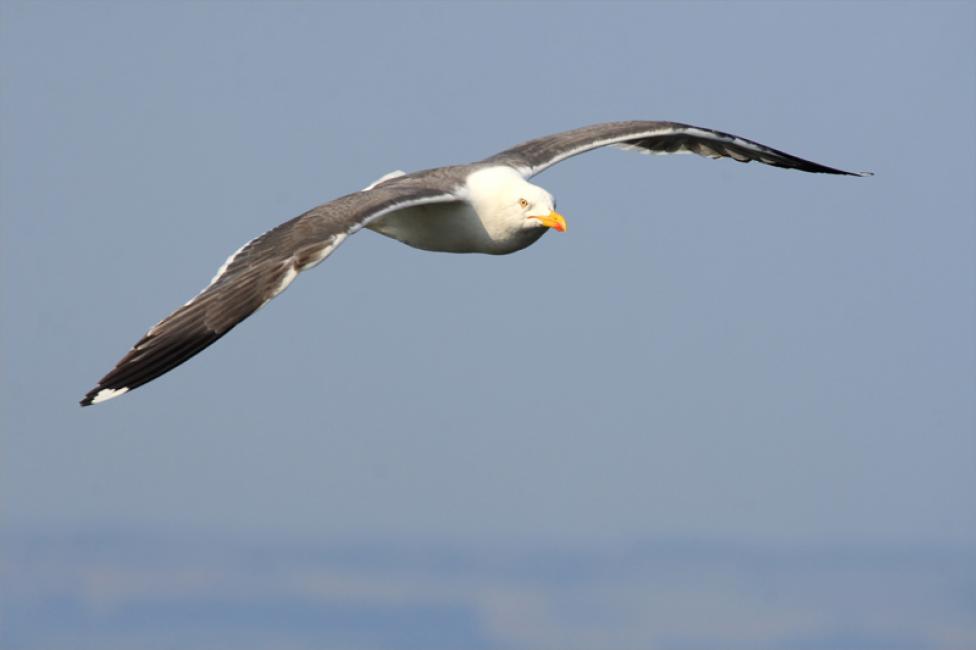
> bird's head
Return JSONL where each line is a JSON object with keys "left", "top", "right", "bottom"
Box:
{"left": 465, "top": 166, "right": 567, "bottom": 235}
{"left": 516, "top": 187, "right": 567, "bottom": 233}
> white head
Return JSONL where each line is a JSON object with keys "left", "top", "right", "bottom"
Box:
{"left": 464, "top": 166, "right": 567, "bottom": 238}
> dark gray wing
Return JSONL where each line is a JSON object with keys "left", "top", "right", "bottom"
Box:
{"left": 81, "top": 179, "right": 460, "bottom": 406}
{"left": 483, "top": 121, "right": 871, "bottom": 178}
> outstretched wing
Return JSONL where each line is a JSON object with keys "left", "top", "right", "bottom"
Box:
{"left": 81, "top": 179, "right": 460, "bottom": 406}
{"left": 483, "top": 121, "right": 871, "bottom": 178}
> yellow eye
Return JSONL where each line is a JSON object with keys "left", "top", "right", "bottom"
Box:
{"left": 518, "top": 198, "right": 529, "bottom": 208}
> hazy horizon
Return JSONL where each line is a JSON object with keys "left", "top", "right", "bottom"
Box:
{"left": 5, "top": 524, "right": 974, "bottom": 650}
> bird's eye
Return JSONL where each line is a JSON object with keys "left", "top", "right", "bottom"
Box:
{"left": 518, "top": 198, "right": 529, "bottom": 208}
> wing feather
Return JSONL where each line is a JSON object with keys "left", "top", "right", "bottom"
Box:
{"left": 81, "top": 180, "right": 459, "bottom": 405}
{"left": 484, "top": 121, "right": 871, "bottom": 178}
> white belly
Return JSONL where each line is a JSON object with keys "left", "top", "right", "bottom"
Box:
{"left": 366, "top": 202, "right": 544, "bottom": 255}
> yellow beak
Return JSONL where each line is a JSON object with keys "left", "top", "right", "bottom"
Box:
{"left": 532, "top": 211, "right": 568, "bottom": 233}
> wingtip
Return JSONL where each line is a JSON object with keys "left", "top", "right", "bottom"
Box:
{"left": 854, "top": 170, "right": 874, "bottom": 177}
{"left": 80, "top": 386, "right": 130, "bottom": 407}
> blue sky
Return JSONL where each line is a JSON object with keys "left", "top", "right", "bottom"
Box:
{"left": 2, "top": 1, "right": 973, "bottom": 553}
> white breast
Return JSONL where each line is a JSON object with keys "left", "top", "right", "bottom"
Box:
{"left": 367, "top": 201, "right": 544, "bottom": 255}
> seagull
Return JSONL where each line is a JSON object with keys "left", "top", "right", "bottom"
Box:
{"left": 81, "top": 120, "right": 870, "bottom": 406}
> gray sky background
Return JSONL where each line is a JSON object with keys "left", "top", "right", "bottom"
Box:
{"left": 2, "top": 2, "right": 973, "bottom": 549}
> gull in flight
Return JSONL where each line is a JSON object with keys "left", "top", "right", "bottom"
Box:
{"left": 81, "top": 120, "right": 870, "bottom": 406}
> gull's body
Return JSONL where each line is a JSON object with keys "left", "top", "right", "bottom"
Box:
{"left": 81, "top": 120, "right": 869, "bottom": 406}
{"left": 367, "top": 167, "right": 552, "bottom": 254}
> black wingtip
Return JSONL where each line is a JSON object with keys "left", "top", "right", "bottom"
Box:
{"left": 80, "top": 389, "right": 95, "bottom": 407}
